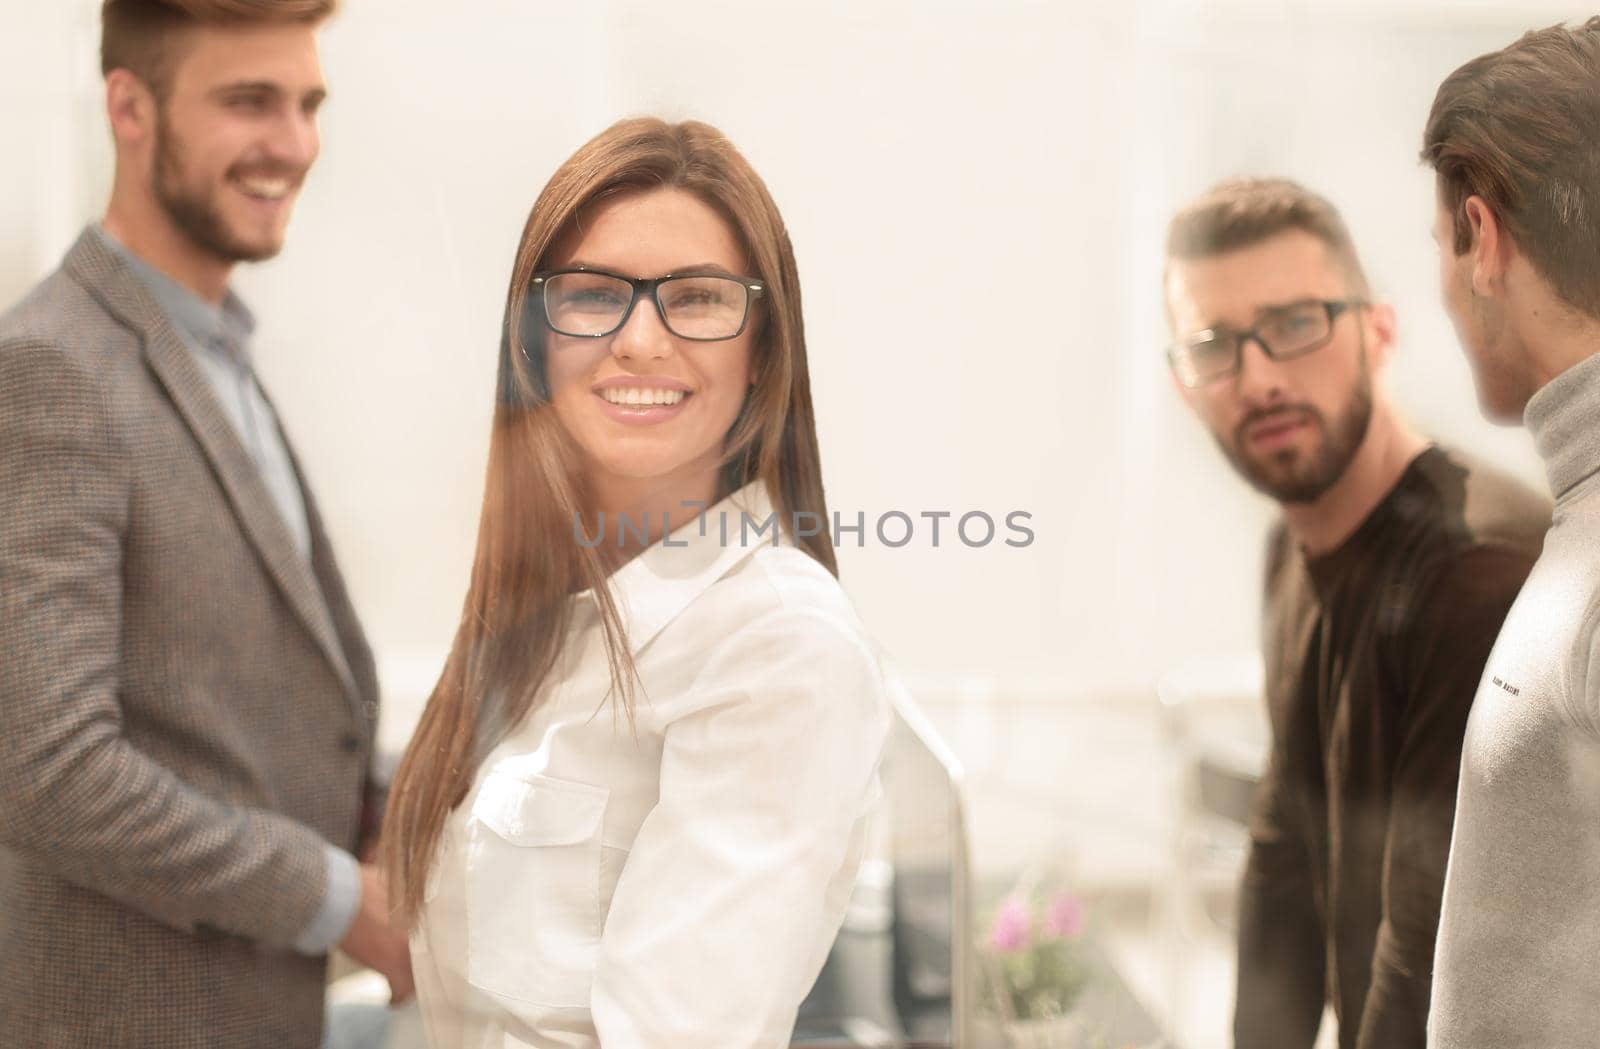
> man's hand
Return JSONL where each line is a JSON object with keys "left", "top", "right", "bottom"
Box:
{"left": 339, "top": 864, "right": 415, "bottom": 1005}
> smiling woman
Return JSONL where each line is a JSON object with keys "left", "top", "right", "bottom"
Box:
{"left": 540, "top": 188, "right": 764, "bottom": 500}
{"left": 382, "top": 117, "right": 892, "bottom": 1048}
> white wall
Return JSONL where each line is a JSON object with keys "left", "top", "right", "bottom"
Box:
{"left": 0, "top": 1, "right": 103, "bottom": 290}
{"left": 1, "top": 0, "right": 1585, "bottom": 708}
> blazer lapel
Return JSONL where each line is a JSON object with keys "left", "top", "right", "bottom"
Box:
{"left": 63, "top": 229, "right": 361, "bottom": 707}
{"left": 302, "top": 476, "right": 379, "bottom": 718}
{"left": 271, "top": 393, "right": 375, "bottom": 722}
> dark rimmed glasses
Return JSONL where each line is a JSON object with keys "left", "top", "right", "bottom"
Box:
{"left": 532, "top": 268, "right": 765, "bottom": 342}
{"left": 1167, "top": 298, "right": 1368, "bottom": 389}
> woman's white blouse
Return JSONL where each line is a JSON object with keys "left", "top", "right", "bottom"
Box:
{"left": 411, "top": 482, "right": 891, "bottom": 1048}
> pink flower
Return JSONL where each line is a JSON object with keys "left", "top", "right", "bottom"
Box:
{"left": 988, "top": 898, "right": 1032, "bottom": 952}
{"left": 1044, "top": 893, "right": 1086, "bottom": 939}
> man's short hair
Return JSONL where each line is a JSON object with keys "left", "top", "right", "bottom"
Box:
{"left": 1165, "top": 177, "right": 1372, "bottom": 299}
{"left": 1422, "top": 18, "right": 1600, "bottom": 320}
{"left": 101, "top": 0, "right": 337, "bottom": 98}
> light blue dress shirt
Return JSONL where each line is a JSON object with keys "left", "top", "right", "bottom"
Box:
{"left": 94, "top": 224, "right": 361, "bottom": 956}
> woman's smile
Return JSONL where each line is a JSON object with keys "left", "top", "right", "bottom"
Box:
{"left": 592, "top": 376, "right": 694, "bottom": 425}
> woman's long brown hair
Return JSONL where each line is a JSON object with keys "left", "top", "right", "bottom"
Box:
{"left": 383, "top": 118, "right": 836, "bottom": 922}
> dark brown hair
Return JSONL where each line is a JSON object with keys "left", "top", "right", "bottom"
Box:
{"left": 1165, "top": 177, "right": 1371, "bottom": 298}
{"left": 101, "top": 0, "right": 337, "bottom": 96}
{"left": 1422, "top": 17, "right": 1600, "bottom": 319}
{"left": 382, "top": 118, "right": 835, "bottom": 922}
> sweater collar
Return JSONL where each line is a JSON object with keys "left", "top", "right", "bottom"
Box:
{"left": 1526, "top": 349, "right": 1600, "bottom": 501}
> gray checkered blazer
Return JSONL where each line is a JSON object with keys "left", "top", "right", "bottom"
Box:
{"left": 0, "top": 229, "right": 381, "bottom": 1048}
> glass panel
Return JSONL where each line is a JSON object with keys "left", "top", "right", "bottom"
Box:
{"left": 793, "top": 674, "right": 977, "bottom": 1048}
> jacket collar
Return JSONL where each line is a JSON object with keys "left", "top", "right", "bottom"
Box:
{"left": 89, "top": 223, "right": 256, "bottom": 365}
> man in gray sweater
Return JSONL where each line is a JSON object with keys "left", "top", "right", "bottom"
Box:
{"left": 1423, "top": 17, "right": 1600, "bottom": 1049}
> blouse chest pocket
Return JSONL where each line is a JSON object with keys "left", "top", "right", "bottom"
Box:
{"left": 464, "top": 769, "right": 609, "bottom": 1008}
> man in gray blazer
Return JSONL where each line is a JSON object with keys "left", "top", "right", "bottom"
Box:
{"left": 0, "top": 1, "right": 412, "bottom": 1045}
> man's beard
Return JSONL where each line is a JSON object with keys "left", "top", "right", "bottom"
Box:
{"left": 153, "top": 115, "right": 284, "bottom": 265}
{"left": 1217, "top": 356, "right": 1374, "bottom": 505}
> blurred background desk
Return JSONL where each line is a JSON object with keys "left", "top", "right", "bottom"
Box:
{"left": 793, "top": 929, "right": 1168, "bottom": 1049}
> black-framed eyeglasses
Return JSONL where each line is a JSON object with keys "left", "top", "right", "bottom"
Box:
{"left": 1167, "top": 298, "right": 1368, "bottom": 389}
{"left": 531, "top": 267, "right": 765, "bottom": 342}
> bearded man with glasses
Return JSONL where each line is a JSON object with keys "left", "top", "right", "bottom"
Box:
{"left": 1162, "top": 178, "right": 1547, "bottom": 1049}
